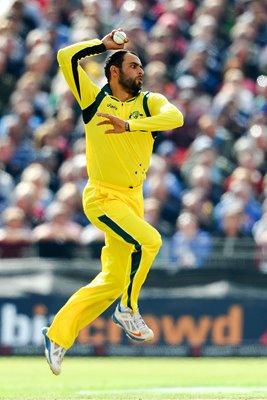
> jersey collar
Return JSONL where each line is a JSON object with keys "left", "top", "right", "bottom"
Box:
{"left": 102, "top": 83, "right": 140, "bottom": 103}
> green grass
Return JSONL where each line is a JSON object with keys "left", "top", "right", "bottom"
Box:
{"left": 0, "top": 357, "right": 267, "bottom": 399}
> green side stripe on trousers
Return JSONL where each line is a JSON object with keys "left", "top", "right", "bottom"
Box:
{"left": 126, "top": 250, "right": 142, "bottom": 308}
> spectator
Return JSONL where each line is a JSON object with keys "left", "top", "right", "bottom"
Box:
{"left": 143, "top": 60, "right": 171, "bottom": 95}
{"left": 180, "top": 188, "right": 215, "bottom": 233}
{"left": 247, "top": 122, "right": 267, "bottom": 175}
{"left": 56, "top": 181, "right": 87, "bottom": 227}
{"left": 155, "top": 139, "right": 184, "bottom": 187}
{"left": 0, "top": 206, "right": 32, "bottom": 258}
{"left": 181, "top": 138, "right": 226, "bottom": 205}
{"left": 214, "top": 177, "right": 262, "bottom": 236}
{"left": 25, "top": 43, "right": 54, "bottom": 92}
{"left": 0, "top": 161, "right": 15, "bottom": 214}
{"left": 253, "top": 74, "right": 267, "bottom": 114}
{"left": 13, "top": 71, "right": 49, "bottom": 122}
{"left": 211, "top": 68, "right": 254, "bottom": 135}
{"left": 12, "top": 181, "right": 44, "bottom": 227}
{"left": 56, "top": 107, "right": 77, "bottom": 145}
{"left": 80, "top": 224, "right": 105, "bottom": 259}
{"left": 226, "top": 19, "right": 261, "bottom": 81}
{"left": 144, "top": 153, "right": 182, "bottom": 236}
{"left": 32, "top": 200, "right": 82, "bottom": 258}
{"left": 176, "top": 12, "right": 222, "bottom": 96}
{"left": 225, "top": 165, "right": 262, "bottom": 200}
{"left": 0, "top": 114, "right": 36, "bottom": 180}
{"left": 0, "top": 51, "right": 16, "bottom": 117}
{"left": 167, "top": 85, "right": 207, "bottom": 149}
{"left": 211, "top": 194, "right": 256, "bottom": 269}
{"left": 20, "top": 162, "right": 53, "bottom": 208}
{"left": 169, "top": 211, "right": 212, "bottom": 270}
{"left": 261, "top": 173, "right": 267, "bottom": 200}
{"left": 233, "top": 135, "right": 264, "bottom": 179}
{"left": 197, "top": 113, "right": 234, "bottom": 163}
{"left": 228, "top": 177, "right": 262, "bottom": 234}
{"left": 33, "top": 118, "right": 68, "bottom": 172}
{"left": 253, "top": 199, "right": 267, "bottom": 272}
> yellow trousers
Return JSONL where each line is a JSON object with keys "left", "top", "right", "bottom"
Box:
{"left": 47, "top": 180, "right": 162, "bottom": 349}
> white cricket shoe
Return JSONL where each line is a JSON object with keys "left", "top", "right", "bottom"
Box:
{"left": 112, "top": 304, "right": 154, "bottom": 342}
{"left": 42, "top": 327, "right": 66, "bottom": 375}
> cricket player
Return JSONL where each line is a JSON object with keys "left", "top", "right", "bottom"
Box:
{"left": 42, "top": 29, "right": 184, "bottom": 375}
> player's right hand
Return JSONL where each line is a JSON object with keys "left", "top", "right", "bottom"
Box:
{"left": 101, "top": 29, "right": 128, "bottom": 50}
{"left": 96, "top": 112, "right": 126, "bottom": 134}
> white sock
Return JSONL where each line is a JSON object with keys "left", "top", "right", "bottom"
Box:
{"left": 119, "top": 303, "right": 130, "bottom": 312}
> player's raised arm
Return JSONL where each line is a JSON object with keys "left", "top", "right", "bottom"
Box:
{"left": 57, "top": 30, "right": 128, "bottom": 108}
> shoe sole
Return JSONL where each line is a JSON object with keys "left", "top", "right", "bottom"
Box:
{"left": 41, "top": 327, "right": 60, "bottom": 376}
{"left": 112, "top": 314, "right": 153, "bottom": 342}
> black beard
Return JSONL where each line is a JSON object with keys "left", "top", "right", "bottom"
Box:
{"left": 118, "top": 70, "right": 142, "bottom": 96}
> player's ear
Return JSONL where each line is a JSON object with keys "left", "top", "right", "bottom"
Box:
{"left": 110, "top": 65, "right": 119, "bottom": 78}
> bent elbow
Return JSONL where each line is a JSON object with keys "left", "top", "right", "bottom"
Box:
{"left": 57, "top": 47, "right": 67, "bottom": 66}
{"left": 57, "top": 49, "right": 63, "bottom": 66}
{"left": 178, "top": 112, "right": 184, "bottom": 127}
{"left": 174, "top": 109, "right": 184, "bottom": 128}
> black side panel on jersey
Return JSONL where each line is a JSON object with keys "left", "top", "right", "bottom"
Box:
{"left": 82, "top": 89, "right": 106, "bottom": 124}
{"left": 143, "top": 91, "right": 158, "bottom": 139}
{"left": 71, "top": 43, "right": 106, "bottom": 99}
{"left": 143, "top": 91, "right": 151, "bottom": 117}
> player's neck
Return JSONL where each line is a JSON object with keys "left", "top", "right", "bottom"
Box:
{"left": 110, "top": 82, "right": 135, "bottom": 102}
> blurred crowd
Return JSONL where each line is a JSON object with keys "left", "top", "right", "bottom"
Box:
{"left": 0, "top": 0, "right": 267, "bottom": 271}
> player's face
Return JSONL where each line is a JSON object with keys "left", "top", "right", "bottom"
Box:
{"left": 118, "top": 53, "right": 144, "bottom": 96}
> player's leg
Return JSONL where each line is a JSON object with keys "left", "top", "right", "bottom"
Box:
{"left": 83, "top": 182, "right": 162, "bottom": 315}
{"left": 46, "top": 233, "right": 132, "bottom": 350}
{"left": 97, "top": 210, "right": 162, "bottom": 312}
{"left": 42, "top": 183, "right": 161, "bottom": 373}
{"left": 87, "top": 188, "right": 162, "bottom": 341}
{"left": 42, "top": 232, "right": 132, "bottom": 375}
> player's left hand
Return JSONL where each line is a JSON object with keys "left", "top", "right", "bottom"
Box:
{"left": 96, "top": 112, "right": 127, "bottom": 134}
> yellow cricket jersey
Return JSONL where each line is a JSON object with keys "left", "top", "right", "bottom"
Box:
{"left": 57, "top": 39, "right": 184, "bottom": 188}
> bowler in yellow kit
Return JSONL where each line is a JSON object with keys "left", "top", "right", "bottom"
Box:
{"left": 42, "top": 29, "right": 183, "bottom": 375}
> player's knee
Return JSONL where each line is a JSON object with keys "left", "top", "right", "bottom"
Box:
{"left": 155, "top": 232, "right": 162, "bottom": 251}
{"left": 149, "top": 229, "right": 162, "bottom": 252}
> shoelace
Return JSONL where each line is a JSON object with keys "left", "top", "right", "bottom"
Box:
{"left": 133, "top": 313, "right": 147, "bottom": 331}
{"left": 119, "top": 306, "right": 147, "bottom": 331}
{"left": 52, "top": 344, "right": 65, "bottom": 362}
{"left": 59, "top": 348, "right": 66, "bottom": 362}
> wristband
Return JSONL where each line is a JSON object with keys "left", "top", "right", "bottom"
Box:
{"left": 125, "top": 121, "right": 130, "bottom": 132}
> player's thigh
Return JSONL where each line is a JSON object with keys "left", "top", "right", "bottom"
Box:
{"left": 84, "top": 196, "right": 161, "bottom": 247}
{"left": 89, "top": 198, "right": 161, "bottom": 248}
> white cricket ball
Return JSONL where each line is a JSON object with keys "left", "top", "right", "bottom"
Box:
{"left": 113, "top": 31, "right": 127, "bottom": 45}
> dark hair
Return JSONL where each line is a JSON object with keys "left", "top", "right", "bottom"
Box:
{"left": 104, "top": 50, "right": 138, "bottom": 81}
